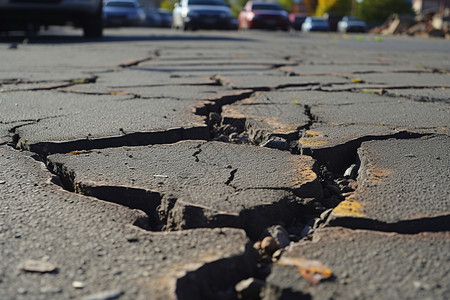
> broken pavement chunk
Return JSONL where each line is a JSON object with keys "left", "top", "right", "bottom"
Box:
{"left": 47, "top": 141, "right": 322, "bottom": 239}
{"left": 327, "top": 135, "right": 450, "bottom": 233}
{"left": 265, "top": 228, "right": 450, "bottom": 299}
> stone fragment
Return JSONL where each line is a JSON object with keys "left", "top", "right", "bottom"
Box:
{"left": 235, "top": 278, "right": 266, "bottom": 300}
{"left": 268, "top": 225, "right": 291, "bottom": 248}
{"left": 82, "top": 290, "right": 124, "bottom": 300}
{"left": 72, "top": 281, "right": 86, "bottom": 289}
{"left": 18, "top": 260, "right": 57, "bottom": 273}
{"left": 261, "top": 137, "right": 289, "bottom": 150}
{"left": 266, "top": 228, "right": 450, "bottom": 299}
{"left": 272, "top": 249, "right": 284, "bottom": 261}
{"left": 0, "top": 180, "right": 5, "bottom": 184}
{"left": 344, "top": 164, "right": 358, "bottom": 179}
{"left": 253, "top": 241, "right": 261, "bottom": 251}
{"left": 261, "top": 236, "right": 279, "bottom": 256}
{"left": 328, "top": 136, "right": 450, "bottom": 232}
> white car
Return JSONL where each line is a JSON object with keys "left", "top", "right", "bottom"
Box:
{"left": 337, "top": 16, "right": 367, "bottom": 33}
{"left": 172, "top": 0, "right": 234, "bottom": 31}
{"left": 0, "top": 0, "right": 103, "bottom": 37}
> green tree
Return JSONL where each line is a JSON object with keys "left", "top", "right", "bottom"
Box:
{"left": 316, "top": 0, "right": 351, "bottom": 16}
{"left": 160, "top": 0, "right": 177, "bottom": 11}
{"left": 279, "top": 0, "right": 293, "bottom": 12}
{"left": 356, "top": 0, "right": 414, "bottom": 22}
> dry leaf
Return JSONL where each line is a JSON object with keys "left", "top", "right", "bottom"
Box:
{"left": 278, "top": 256, "right": 332, "bottom": 284}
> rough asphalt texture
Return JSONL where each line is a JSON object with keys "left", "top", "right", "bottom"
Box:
{"left": 1, "top": 28, "right": 449, "bottom": 299}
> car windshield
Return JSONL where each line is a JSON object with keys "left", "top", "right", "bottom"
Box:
{"left": 188, "top": 0, "right": 228, "bottom": 6}
{"left": 106, "top": 1, "right": 136, "bottom": 8}
{"left": 310, "top": 18, "right": 327, "bottom": 24}
{"left": 347, "top": 17, "right": 362, "bottom": 21}
{"left": 252, "top": 3, "right": 283, "bottom": 10}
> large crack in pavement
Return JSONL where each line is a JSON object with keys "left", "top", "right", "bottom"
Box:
{"left": 3, "top": 37, "right": 449, "bottom": 299}
{"left": 42, "top": 141, "right": 322, "bottom": 240}
{"left": 0, "top": 76, "right": 98, "bottom": 93}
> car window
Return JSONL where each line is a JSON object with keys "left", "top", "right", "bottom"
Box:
{"left": 252, "top": 3, "right": 283, "bottom": 10}
{"left": 106, "top": 1, "right": 136, "bottom": 8}
{"left": 188, "top": 0, "right": 228, "bottom": 6}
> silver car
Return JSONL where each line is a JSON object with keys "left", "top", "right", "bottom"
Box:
{"left": 172, "top": 0, "right": 234, "bottom": 31}
{"left": 337, "top": 16, "right": 367, "bottom": 33}
{"left": 0, "top": 0, "right": 103, "bottom": 37}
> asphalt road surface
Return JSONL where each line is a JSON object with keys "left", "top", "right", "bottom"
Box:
{"left": 1, "top": 26, "right": 449, "bottom": 300}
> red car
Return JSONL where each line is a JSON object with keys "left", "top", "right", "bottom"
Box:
{"left": 238, "top": 1, "right": 290, "bottom": 31}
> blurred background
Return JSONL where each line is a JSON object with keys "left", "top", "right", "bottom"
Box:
{"left": 0, "top": 0, "right": 449, "bottom": 37}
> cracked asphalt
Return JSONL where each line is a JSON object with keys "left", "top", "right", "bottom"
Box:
{"left": 1, "top": 27, "right": 449, "bottom": 300}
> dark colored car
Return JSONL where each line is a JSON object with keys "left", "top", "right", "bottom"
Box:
{"left": 145, "top": 8, "right": 173, "bottom": 27}
{"left": 103, "top": 0, "right": 145, "bottom": 27}
{"left": 289, "top": 13, "right": 308, "bottom": 31}
{"left": 337, "top": 16, "right": 367, "bottom": 33}
{"left": 0, "top": 0, "right": 103, "bottom": 37}
{"left": 322, "top": 12, "right": 341, "bottom": 31}
{"left": 238, "top": 1, "right": 290, "bottom": 31}
{"left": 172, "top": 0, "right": 235, "bottom": 31}
{"left": 301, "top": 17, "right": 330, "bottom": 32}
{"left": 157, "top": 9, "right": 173, "bottom": 28}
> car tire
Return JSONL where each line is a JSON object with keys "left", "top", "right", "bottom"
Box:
{"left": 83, "top": 3, "right": 103, "bottom": 38}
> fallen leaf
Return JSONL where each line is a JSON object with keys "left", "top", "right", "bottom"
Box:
{"left": 68, "top": 150, "right": 92, "bottom": 155}
{"left": 277, "top": 256, "right": 332, "bottom": 284}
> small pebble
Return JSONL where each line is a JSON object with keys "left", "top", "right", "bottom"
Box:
{"left": 260, "top": 137, "right": 288, "bottom": 150}
{"left": 272, "top": 249, "right": 284, "bottom": 261}
{"left": 18, "top": 259, "right": 57, "bottom": 273}
{"left": 268, "top": 225, "right": 290, "bottom": 248}
{"left": 344, "top": 164, "right": 358, "bottom": 179}
{"left": 261, "top": 236, "right": 279, "bottom": 256}
{"left": 253, "top": 241, "right": 261, "bottom": 250}
{"left": 72, "top": 281, "right": 86, "bottom": 289}
{"left": 0, "top": 180, "right": 5, "bottom": 184}
{"left": 235, "top": 278, "right": 265, "bottom": 300}
{"left": 82, "top": 290, "right": 124, "bottom": 300}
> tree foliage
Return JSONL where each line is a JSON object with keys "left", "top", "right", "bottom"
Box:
{"left": 356, "top": 0, "right": 414, "bottom": 22}
{"left": 316, "top": 0, "right": 351, "bottom": 16}
{"left": 159, "top": 0, "right": 177, "bottom": 11}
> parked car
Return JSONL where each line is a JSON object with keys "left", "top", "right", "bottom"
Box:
{"left": 103, "top": 0, "right": 146, "bottom": 27}
{"left": 337, "top": 16, "right": 367, "bottom": 33}
{"left": 301, "top": 17, "right": 330, "bottom": 32}
{"left": 0, "top": 0, "right": 103, "bottom": 37}
{"left": 172, "top": 0, "right": 235, "bottom": 31}
{"left": 322, "top": 12, "right": 341, "bottom": 31}
{"left": 289, "top": 13, "right": 308, "bottom": 31}
{"left": 157, "top": 9, "right": 173, "bottom": 28}
{"left": 145, "top": 8, "right": 173, "bottom": 27}
{"left": 238, "top": 1, "right": 290, "bottom": 31}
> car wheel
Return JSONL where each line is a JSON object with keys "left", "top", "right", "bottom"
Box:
{"left": 83, "top": 3, "right": 103, "bottom": 38}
